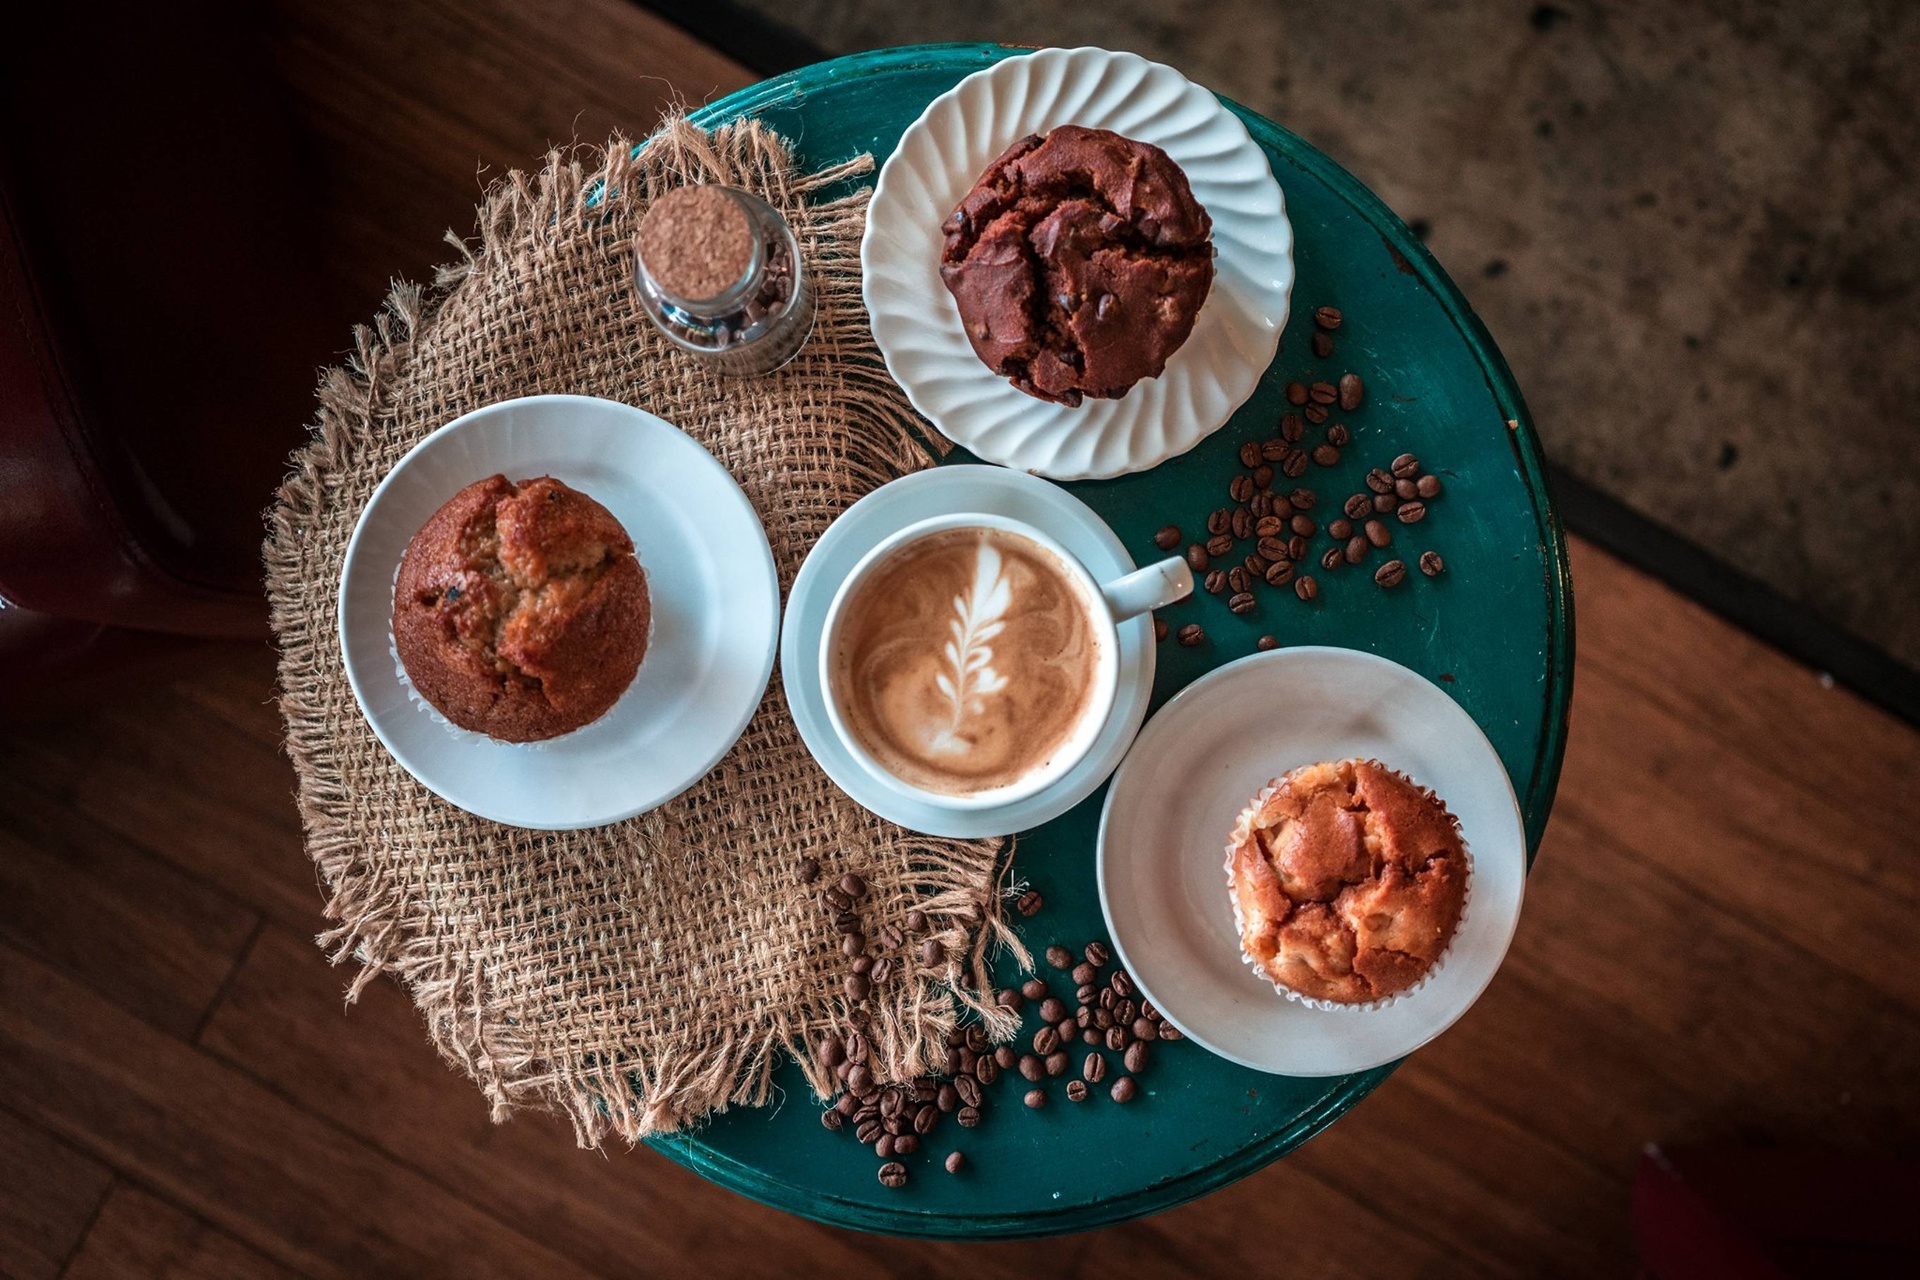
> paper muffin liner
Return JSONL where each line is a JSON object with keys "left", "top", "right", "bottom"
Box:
{"left": 1223, "top": 763, "right": 1473, "bottom": 1013}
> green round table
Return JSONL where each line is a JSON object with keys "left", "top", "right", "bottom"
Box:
{"left": 653, "top": 43, "right": 1573, "bottom": 1238}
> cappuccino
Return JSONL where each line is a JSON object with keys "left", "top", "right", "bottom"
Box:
{"left": 829, "top": 527, "right": 1104, "bottom": 796}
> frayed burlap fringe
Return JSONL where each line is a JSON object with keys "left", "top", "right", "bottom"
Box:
{"left": 264, "top": 117, "right": 1019, "bottom": 1148}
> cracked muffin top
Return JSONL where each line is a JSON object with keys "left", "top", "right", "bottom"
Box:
{"left": 392, "top": 475, "right": 650, "bottom": 742}
{"left": 938, "top": 126, "right": 1215, "bottom": 406}
{"left": 1228, "top": 758, "right": 1468, "bottom": 1004}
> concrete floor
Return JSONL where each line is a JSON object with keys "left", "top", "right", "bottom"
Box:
{"left": 735, "top": 0, "right": 1920, "bottom": 670}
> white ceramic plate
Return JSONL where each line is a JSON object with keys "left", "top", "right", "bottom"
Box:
{"left": 783, "top": 466, "right": 1153, "bottom": 838}
{"left": 1097, "top": 648, "right": 1526, "bottom": 1074}
{"left": 338, "top": 395, "right": 779, "bottom": 830}
{"left": 863, "top": 47, "right": 1293, "bottom": 480}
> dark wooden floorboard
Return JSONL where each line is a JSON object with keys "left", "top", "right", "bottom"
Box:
{"left": 62, "top": 1184, "right": 304, "bottom": 1280}
{"left": 0, "top": 1107, "right": 114, "bottom": 1280}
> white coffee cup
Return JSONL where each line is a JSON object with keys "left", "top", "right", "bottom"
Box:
{"left": 818, "top": 512, "right": 1192, "bottom": 811}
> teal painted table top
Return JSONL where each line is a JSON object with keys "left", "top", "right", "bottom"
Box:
{"left": 658, "top": 43, "right": 1573, "bottom": 1238}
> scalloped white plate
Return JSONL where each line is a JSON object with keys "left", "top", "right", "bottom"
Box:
{"left": 863, "top": 47, "right": 1293, "bottom": 480}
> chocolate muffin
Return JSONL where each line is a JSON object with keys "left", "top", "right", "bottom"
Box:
{"left": 1227, "top": 759, "right": 1468, "bottom": 1005}
{"left": 392, "top": 475, "right": 650, "bottom": 742}
{"left": 939, "top": 126, "right": 1215, "bottom": 405}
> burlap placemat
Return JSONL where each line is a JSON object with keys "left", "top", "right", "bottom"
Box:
{"left": 265, "top": 118, "right": 1026, "bottom": 1147}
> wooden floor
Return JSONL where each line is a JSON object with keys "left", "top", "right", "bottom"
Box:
{"left": 6, "top": 2, "right": 1919, "bottom": 1277}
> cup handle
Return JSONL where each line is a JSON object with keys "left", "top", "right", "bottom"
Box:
{"left": 1100, "top": 556, "right": 1194, "bottom": 621}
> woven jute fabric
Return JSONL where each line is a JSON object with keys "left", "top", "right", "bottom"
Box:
{"left": 264, "top": 119, "right": 1026, "bottom": 1147}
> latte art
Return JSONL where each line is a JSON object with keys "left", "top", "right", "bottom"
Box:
{"left": 830, "top": 528, "right": 1104, "bottom": 796}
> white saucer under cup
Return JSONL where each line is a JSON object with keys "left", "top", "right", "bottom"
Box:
{"left": 337, "top": 395, "right": 780, "bottom": 830}
{"left": 782, "top": 466, "right": 1157, "bottom": 839}
{"left": 1097, "top": 647, "right": 1527, "bottom": 1076}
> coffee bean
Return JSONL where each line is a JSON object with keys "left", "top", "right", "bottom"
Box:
{"left": 907, "top": 909, "right": 928, "bottom": 933}
{"left": 1417, "top": 474, "right": 1443, "bottom": 498}
{"left": 1395, "top": 477, "right": 1418, "bottom": 500}
{"left": 1132, "top": 1017, "right": 1158, "bottom": 1042}
{"left": 1254, "top": 514, "right": 1285, "bottom": 539}
{"left": 921, "top": 938, "right": 946, "bottom": 966}
{"left": 879, "top": 925, "right": 904, "bottom": 951}
{"left": 846, "top": 1031, "right": 869, "bottom": 1063}
{"left": 1114, "top": 998, "right": 1136, "bottom": 1026}
{"left": 1365, "top": 468, "right": 1393, "bottom": 495}
{"left": 994, "top": 1044, "right": 1017, "bottom": 1070}
{"left": 1229, "top": 475, "right": 1255, "bottom": 503}
{"left": 1023, "top": 1087, "right": 1047, "bottom": 1112}
{"left": 1017, "top": 1053, "right": 1044, "bottom": 1082}
{"left": 821, "top": 1107, "right": 843, "bottom": 1131}
{"left": 974, "top": 1056, "right": 999, "bottom": 1085}
{"left": 1323, "top": 545, "right": 1347, "bottom": 570}
{"left": 817, "top": 1035, "right": 846, "bottom": 1069}
{"left": 1017, "top": 890, "right": 1044, "bottom": 917}
{"left": 1072, "top": 961, "right": 1098, "bottom": 986}
{"left": 833, "top": 912, "right": 861, "bottom": 934}
{"left": 1255, "top": 535, "right": 1288, "bottom": 562}
{"left": 946, "top": 1150, "right": 966, "bottom": 1173}
{"left": 839, "top": 873, "right": 867, "bottom": 899}
{"left": 1308, "top": 380, "right": 1337, "bottom": 405}
{"left": 1177, "top": 623, "right": 1205, "bottom": 647}
{"left": 1344, "top": 493, "right": 1372, "bottom": 520}
{"left": 1327, "top": 422, "right": 1351, "bottom": 447}
{"left": 1311, "top": 330, "right": 1334, "bottom": 358}
{"left": 1312, "top": 444, "right": 1341, "bottom": 467}
{"left": 1105, "top": 1026, "right": 1128, "bottom": 1052}
{"left": 1124, "top": 1041, "right": 1151, "bottom": 1074}
{"left": 1391, "top": 452, "right": 1420, "bottom": 479}
{"left": 1066, "top": 1079, "right": 1090, "bottom": 1102}
{"left": 1229, "top": 592, "right": 1257, "bottom": 615}
{"left": 1239, "top": 439, "right": 1263, "bottom": 468}
{"left": 1250, "top": 491, "right": 1275, "bottom": 517}
{"left": 1337, "top": 372, "right": 1364, "bottom": 411}
{"left": 1420, "top": 550, "right": 1446, "bottom": 576}
{"left": 958, "top": 1105, "right": 982, "bottom": 1128}
{"left": 1033, "top": 1026, "right": 1060, "bottom": 1055}
{"left": 1045, "top": 1051, "right": 1070, "bottom": 1077}
{"left": 1245, "top": 553, "right": 1269, "bottom": 577}
{"left": 1373, "top": 492, "right": 1399, "bottom": 514}
{"left": 1039, "top": 995, "right": 1068, "bottom": 1023}
{"left": 1279, "top": 413, "right": 1306, "bottom": 443}
{"left": 1304, "top": 403, "right": 1329, "bottom": 425}
{"left": 1286, "top": 514, "right": 1313, "bottom": 538}
{"left": 1396, "top": 500, "right": 1428, "bottom": 524}
{"left": 1252, "top": 464, "right": 1275, "bottom": 490}
{"left": 849, "top": 1065, "right": 875, "bottom": 1098}
{"left": 964, "top": 1025, "right": 986, "bottom": 1054}
{"left": 1289, "top": 488, "right": 1317, "bottom": 510}
{"left": 1295, "top": 575, "right": 1319, "bottom": 601}
{"left": 1230, "top": 508, "right": 1254, "bottom": 540}
{"left": 898, "top": 1133, "right": 922, "bottom": 1156}
{"left": 1021, "top": 977, "right": 1047, "bottom": 1001}
{"left": 1263, "top": 435, "right": 1290, "bottom": 460}
{"left": 879, "top": 1161, "right": 908, "bottom": 1188}
{"left": 1154, "top": 617, "right": 1168, "bottom": 642}
{"left": 1365, "top": 519, "right": 1392, "bottom": 548}
{"left": 915, "top": 1104, "right": 939, "bottom": 1135}
{"left": 845, "top": 973, "right": 871, "bottom": 1001}
{"left": 1375, "top": 559, "right": 1408, "bottom": 587}
{"left": 1281, "top": 449, "right": 1310, "bottom": 478}
{"left": 1153, "top": 524, "right": 1181, "bottom": 550}
{"left": 1111, "top": 970, "right": 1135, "bottom": 998}
{"left": 1345, "top": 536, "right": 1368, "bottom": 565}
{"left": 1206, "top": 533, "right": 1234, "bottom": 557}
{"left": 1314, "top": 305, "right": 1343, "bottom": 330}
{"left": 856, "top": 1117, "right": 882, "bottom": 1143}
{"left": 1228, "top": 566, "right": 1251, "bottom": 594}
{"left": 1082, "top": 1052, "right": 1107, "bottom": 1083}
{"left": 1186, "top": 543, "right": 1210, "bottom": 572}
{"left": 1057, "top": 1017, "right": 1077, "bottom": 1044}
{"left": 1328, "top": 518, "right": 1353, "bottom": 541}
{"left": 1257, "top": 634, "right": 1280, "bottom": 651}
{"left": 1111, "top": 1076, "right": 1139, "bottom": 1103}
{"left": 1285, "top": 381, "right": 1308, "bottom": 405}
{"left": 1085, "top": 941, "right": 1111, "bottom": 967}
{"left": 1288, "top": 534, "right": 1309, "bottom": 562}
{"left": 1075, "top": 1004, "right": 1093, "bottom": 1029}
{"left": 798, "top": 857, "right": 821, "bottom": 883}
{"left": 947, "top": 1047, "right": 967, "bottom": 1075}
{"left": 823, "top": 888, "right": 851, "bottom": 913}
{"left": 850, "top": 956, "right": 873, "bottom": 976}
{"left": 1207, "top": 508, "right": 1231, "bottom": 536}
{"left": 1141, "top": 1000, "right": 1160, "bottom": 1021}
{"left": 1083, "top": 1028, "right": 1102, "bottom": 1045}
{"left": 1097, "top": 986, "right": 1116, "bottom": 1011}
{"left": 955, "top": 1074, "right": 982, "bottom": 1107}
{"left": 879, "top": 1088, "right": 903, "bottom": 1118}
{"left": 937, "top": 1082, "right": 958, "bottom": 1113}
{"left": 1265, "top": 559, "right": 1295, "bottom": 587}
{"left": 1203, "top": 569, "right": 1226, "bottom": 595}
{"left": 870, "top": 958, "right": 893, "bottom": 985}
{"left": 1158, "top": 1023, "right": 1184, "bottom": 1041}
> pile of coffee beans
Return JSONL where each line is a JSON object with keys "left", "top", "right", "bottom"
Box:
{"left": 1152, "top": 305, "right": 1450, "bottom": 649}
{"left": 817, "top": 913, "right": 1179, "bottom": 1188}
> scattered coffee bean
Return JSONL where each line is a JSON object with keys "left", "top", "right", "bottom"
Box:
{"left": 842, "top": 933, "right": 865, "bottom": 958}
{"left": 1177, "top": 623, "right": 1205, "bottom": 647}
{"left": 1154, "top": 617, "right": 1168, "bottom": 642}
{"left": 1289, "top": 514, "right": 1316, "bottom": 538}
{"left": 1365, "top": 519, "right": 1391, "bottom": 548}
{"left": 1279, "top": 413, "right": 1306, "bottom": 443}
{"left": 1420, "top": 550, "right": 1446, "bottom": 576}
{"left": 1327, "top": 422, "right": 1351, "bottom": 447}
{"left": 1206, "top": 533, "right": 1234, "bottom": 557}
{"left": 880, "top": 925, "right": 904, "bottom": 950}
{"left": 1124, "top": 1041, "right": 1151, "bottom": 1074}
{"left": 1396, "top": 500, "right": 1428, "bottom": 524}
{"left": 1204, "top": 569, "right": 1227, "bottom": 595}
{"left": 1312, "top": 444, "right": 1341, "bottom": 467}
{"left": 1289, "top": 488, "right": 1317, "bottom": 510}
{"left": 1344, "top": 536, "right": 1368, "bottom": 565}
{"left": 955, "top": 1074, "right": 982, "bottom": 1108}
{"left": 1231, "top": 508, "right": 1254, "bottom": 540}
{"left": 1073, "top": 961, "right": 1098, "bottom": 985}
{"left": 1045, "top": 1051, "right": 1070, "bottom": 1077}
{"left": 946, "top": 1150, "right": 966, "bottom": 1173}
{"left": 832, "top": 912, "right": 861, "bottom": 934}
{"left": 1256, "top": 535, "right": 1288, "bottom": 562}
{"left": 822, "top": 1108, "right": 843, "bottom": 1131}
{"left": 1328, "top": 518, "right": 1353, "bottom": 541}
{"left": 1057, "top": 1017, "right": 1077, "bottom": 1044}
{"left": 945, "top": 1047, "right": 965, "bottom": 1075}
{"left": 1228, "top": 566, "right": 1251, "bottom": 594}
{"left": 1021, "top": 977, "right": 1048, "bottom": 1001}
{"left": 1295, "top": 575, "right": 1319, "bottom": 601}
{"left": 1024, "top": 1088, "right": 1047, "bottom": 1110}
{"left": 1338, "top": 372, "right": 1364, "bottom": 411}
{"left": 870, "top": 957, "right": 893, "bottom": 985}
{"left": 1282, "top": 449, "right": 1310, "bottom": 477}
{"left": 1311, "top": 330, "right": 1334, "bottom": 358}
{"left": 1040, "top": 996, "right": 1068, "bottom": 1023}
{"left": 823, "top": 888, "right": 851, "bottom": 913}
{"left": 994, "top": 1044, "right": 1018, "bottom": 1070}
{"left": 1304, "top": 403, "right": 1329, "bottom": 425}
{"left": 895, "top": 1133, "right": 920, "bottom": 1156}
{"left": 1308, "top": 380, "right": 1337, "bottom": 405}
{"left": 1255, "top": 514, "right": 1285, "bottom": 538}
{"left": 1083, "top": 1052, "right": 1108, "bottom": 1083}
{"left": 1066, "top": 1079, "right": 1090, "bottom": 1102}
{"left": 1111, "top": 971, "right": 1135, "bottom": 998}
{"left": 1344, "top": 493, "right": 1372, "bottom": 520}
{"left": 915, "top": 1104, "right": 938, "bottom": 1135}
{"left": 1141, "top": 1000, "right": 1160, "bottom": 1021}
{"left": 1111, "top": 1076, "right": 1139, "bottom": 1103}
{"left": 880, "top": 1089, "right": 903, "bottom": 1118}
{"left": 1265, "top": 559, "right": 1295, "bottom": 587}
{"left": 856, "top": 1117, "right": 882, "bottom": 1143}
{"left": 1075, "top": 1004, "right": 1094, "bottom": 1028}
{"left": 1114, "top": 998, "right": 1136, "bottom": 1026}
{"left": 1285, "top": 381, "right": 1308, "bottom": 405}
{"left": 1158, "top": 1023, "right": 1185, "bottom": 1041}
{"left": 921, "top": 938, "right": 946, "bottom": 966}
{"left": 817, "top": 1035, "right": 846, "bottom": 1069}
{"left": 994, "top": 988, "right": 1022, "bottom": 1013}
{"left": 1314, "top": 305, "right": 1343, "bottom": 330}
{"left": 1257, "top": 634, "right": 1280, "bottom": 650}
{"left": 937, "top": 1082, "right": 958, "bottom": 1113}
{"left": 1153, "top": 524, "right": 1181, "bottom": 550}
{"left": 1250, "top": 490, "right": 1275, "bottom": 517}
{"left": 1365, "top": 468, "right": 1394, "bottom": 494}
{"left": 1395, "top": 477, "right": 1418, "bottom": 500}
{"left": 1019, "top": 1054, "right": 1045, "bottom": 1083}
{"left": 1017, "top": 890, "right": 1044, "bottom": 917}
{"left": 1033, "top": 1026, "right": 1060, "bottom": 1056}
{"left": 798, "top": 857, "right": 820, "bottom": 883}
{"left": 1207, "top": 508, "right": 1231, "bottom": 536}
{"left": 974, "top": 1056, "right": 999, "bottom": 1085}
{"left": 906, "top": 909, "right": 927, "bottom": 933}
{"left": 1132, "top": 1017, "right": 1157, "bottom": 1042}
{"left": 1375, "top": 559, "right": 1408, "bottom": 587}
{"left": 1105, "top": 1026, "right": 1128, "bottom": 1052}
{"left": 1239, "top": 439, "right": 1263, "bottom": 468}
{"left": 1229, "top": 592, "right": 1257, "bottom": 615}
{"left": 1082, "top": 1028, "right": 1102, "bottom": 1045}
{"left": 879, "top": 1161, "right": 908, "bottom": 1188}
{"left": 1186, "top": 543, "right": 1210, "bottom": 572}
{"left": 1288, "top": 534, "right": 1309, "bottom": 561}
{"left": 1391, "top": 452, "right": 1420, "bottom": 479}
{"left": 1263, "top": 434, "right": 1289, "bottom": 460}
{"left": 1416, "top": 474, "right": 1443, "bottom": 498}
{"left": 964, "top": 1026, "right": 986, "bottom": 1054}
{"left": 839, "top": 873, "right": 867, "bottom": 899}
{"left": 847, "top": 1032, "right": 869, "bottom": 1063}
{"left": 958, "top": 1105, "right": 982, "bottom": 1127}
{"left": 845, "top": 973, "right": 871, "bottom": 1001}
{"left": 1373, "top": 492, "right": 1399, "bottom": 514}
{"left": 1324, "top": 545, "right": 1348, "bottom": 570}
{"left": 1095, "top": 997, "right": 1115, "bottom": 1022}
{"left": 1245, "top": 552, "right": 1269, "bottom": 577}
{"left": 1252, "top": 463, "right": 1275, "bottom": 489}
